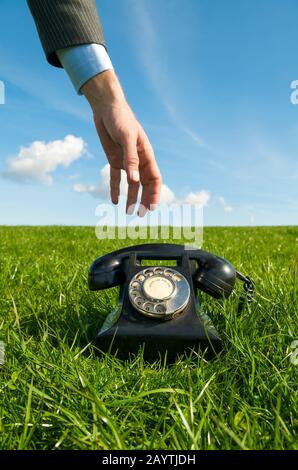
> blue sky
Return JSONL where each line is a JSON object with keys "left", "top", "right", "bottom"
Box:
{"left": 0, "top": 0, "right": 297, "bottom": 226}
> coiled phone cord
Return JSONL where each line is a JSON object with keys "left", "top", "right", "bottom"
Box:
{"left": 236, "top": 273, "right": 254, "bottom": 313}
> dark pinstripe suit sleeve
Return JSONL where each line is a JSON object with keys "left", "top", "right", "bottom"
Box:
{"left": 27, "top": 0, "right": 105, "bottom": 68}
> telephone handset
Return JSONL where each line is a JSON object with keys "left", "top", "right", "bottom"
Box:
{"left": 89, "top": 244, "right": 253, "bottom": 361}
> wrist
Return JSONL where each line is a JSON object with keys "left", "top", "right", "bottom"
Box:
{"left": 81, "top": 70, "right": 125, "bottom": 111}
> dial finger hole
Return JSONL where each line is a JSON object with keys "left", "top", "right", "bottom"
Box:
{"left": 130, "top": 289, "right": 139, "bottom": 297}
{"left": 136, "top": 274, "right": 145, "bottom": 282}
{"left": 143, "top": 302, "right": 154, "bottom": 312}
{"left": 164, "top": 269, "right": 174, "bottom": 277}
{"left": 172, "top": 274, "right": 183, "bottom": 282}
{"left": 154, "top": 268, "right": 164, "bottom": 275}
{"left": 135, "top": 296, "right": 144, "bottom": 306}
{"left": 131, "top": 281, "right": 139, "bottom": 288}
{"left": 143, "top": 269, "right": 154, "bottom": 277}
{"left": 154, "top": 304, "right": 166, "bottom": 314}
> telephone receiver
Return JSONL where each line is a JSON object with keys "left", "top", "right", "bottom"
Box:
{"left": 89, "top": 244, "right": 253, "bottom": 361}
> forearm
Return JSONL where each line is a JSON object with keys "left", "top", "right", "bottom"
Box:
{"left": 81, "top": 70, "right": 126, "bottom": 110}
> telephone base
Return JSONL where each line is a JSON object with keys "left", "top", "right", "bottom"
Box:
{"left": 94, "top": 307, "right": 222, "bottom": 363}
{"left": 95, "top": 333, "right": 222, "bottom": 363}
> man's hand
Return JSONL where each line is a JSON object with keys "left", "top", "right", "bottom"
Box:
{"left": 81, "top": 70, "right": 162, "bottom": 216}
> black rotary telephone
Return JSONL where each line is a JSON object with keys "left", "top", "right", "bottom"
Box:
{"left": 89, "top": 244, "right": 253, "bottom": 361}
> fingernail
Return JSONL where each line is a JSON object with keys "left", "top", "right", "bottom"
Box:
{"left": 126, "top": 204, "right": 135, "bottom": 215}
{"left": 138, "top": 205, "right": 147, "bottom": 217}
{"left": 130, "top": 170, "right": 140, "bottom": 183}
{"left": 149, "top": 204, "right": 158, "bottom": 211}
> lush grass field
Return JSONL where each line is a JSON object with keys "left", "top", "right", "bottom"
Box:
{"left": 0, "top": 226, "right": 297, "bottom": 450}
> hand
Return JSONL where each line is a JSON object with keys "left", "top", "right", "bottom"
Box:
{"left": 81, "top": 70, "right": 162, "bottom": 216}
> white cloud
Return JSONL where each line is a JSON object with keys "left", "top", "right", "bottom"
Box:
{"left": 159, "top": 184, "right": 176, "bottom": 204}
{"left": 183, "top": 191, "right": 210, "bottom": 207}
{"left": 3, "top": 135, "right": 86, "bottom": 184}
{"left": 74, "top": 183, "right": 98, "bottom": 194}
{"left": 74, "top": 164, "right": 128, "bottom": 199}
{"left": 73, "top": 164, "right": 210, "bottom": 207}
{"left": 219, "top": 196, "right": 233, "bottom": 213}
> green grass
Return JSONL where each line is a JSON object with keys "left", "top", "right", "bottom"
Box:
{"left": 0, "top": 226, "right": 297, "bottom": 450}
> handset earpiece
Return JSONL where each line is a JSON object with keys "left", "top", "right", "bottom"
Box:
{"left": 193, "top": 253, "right": 237, "bottom": 299}
{"left": 88, "top": 252, "right": 126, "bottom": 290}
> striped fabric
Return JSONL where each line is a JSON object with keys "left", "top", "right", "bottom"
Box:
{"left": 27, "top": 0, "right": 105, "bottom": 68}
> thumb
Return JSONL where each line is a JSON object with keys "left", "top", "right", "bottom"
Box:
{"left": 121, "top": 133, "right": 140, "bottom": 184}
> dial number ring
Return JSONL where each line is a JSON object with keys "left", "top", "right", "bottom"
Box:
{"left": 128, "top": 267, "right": 190, "bottom": 320}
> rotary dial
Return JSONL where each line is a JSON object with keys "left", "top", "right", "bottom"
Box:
{"left": 128, "top": 267, "right": 190, "bottom": 320}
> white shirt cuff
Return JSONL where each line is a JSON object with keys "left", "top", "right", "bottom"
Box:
{"left": 56, "top": 43, "right": 114, "bottom": 95}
